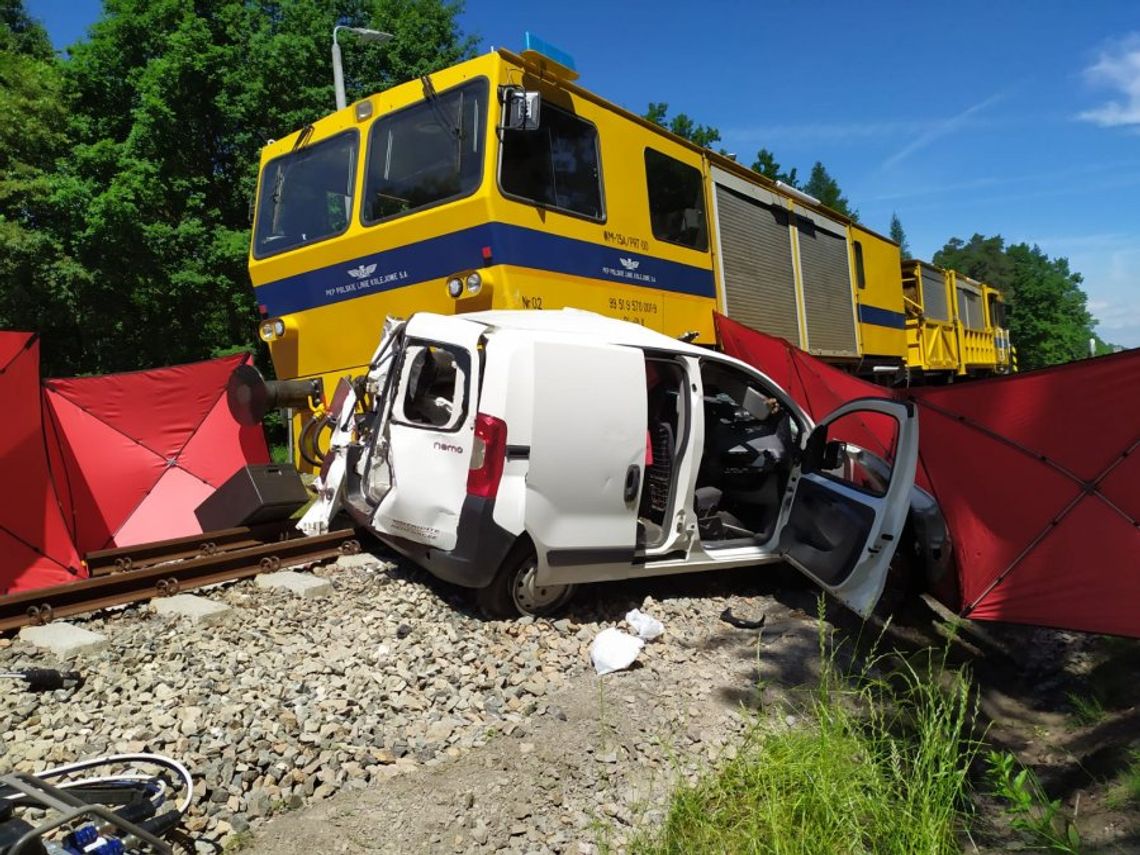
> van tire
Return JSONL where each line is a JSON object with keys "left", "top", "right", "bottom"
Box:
{"left": 477, "top": 540, "right": 576, "bottom": 619}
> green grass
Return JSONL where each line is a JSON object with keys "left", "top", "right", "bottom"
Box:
{"left": 630, "top": 615, "right": 981, "bottom": 855}
{"left": 1066, "top": 691, "right": 1106, "bottom": 728}
{"left": 1106, "top": 749, "right": 1140, "bottom": 809}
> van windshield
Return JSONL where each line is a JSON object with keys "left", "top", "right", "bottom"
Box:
{"left": 253, "top": 131, "right": 357, "bottom": 258}
{"left": 362, "top": 79, "right": 488, "bottom": 223}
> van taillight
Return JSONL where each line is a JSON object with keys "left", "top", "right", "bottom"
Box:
{"left": 467, "top": 413, "right": 507, "bottom": 498}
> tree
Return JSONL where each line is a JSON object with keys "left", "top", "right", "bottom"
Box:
{"left": 1004, "top": 243, "right": 1095, "bottom": 369}
{"left": 643, "top": 102, "right": 721, "bottom": 149}
{"left": 0, "top": 0, "right": 50, "bottom": 56}
{"left": 803, "top": 161, "right": 857, "bottom": 220}
{"left": 933, "top": 234, "right": 1015, "bottom": 300}
{"left": 0, "top": 2, "right": 91, "bottom": 374}
{"left": 750, "top": 148, "right": 797, "bottom": 187}
{"left": 933, "top": 233, "right": 1096, "bottom": 370}
{"left": 9, "top": 0, "right": 475, "bottom": 376}
{"left": 888, "top": 212, "right": 910, "bottom": 258}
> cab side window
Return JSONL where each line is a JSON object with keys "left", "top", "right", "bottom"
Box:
{"left": 500, "top": 103, "right": 604, "bottom": 220}
{"left": 645, "top": 148, "right": 707, "bottom": 251}
{"left": 395, "top": 343, "right": 467, "bottom": 430}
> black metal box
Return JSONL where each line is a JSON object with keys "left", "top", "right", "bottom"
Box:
{"left": 194, "top": 464, "right": 309, "bottom": 531}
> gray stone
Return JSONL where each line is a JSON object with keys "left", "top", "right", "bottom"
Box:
{"left": 471, "top": 822, "right": 489, "bottom": 845}
{"left": 151, "top": 594, "right": 232, "bottom": 625}
{"left": 335, "top": 553, "right": 385, "bottom": 569}
{"left": 425, "top": 719, "right": 454, "bottom": 743}
{"left": 18, "top": 623, "right": 108, "bottom": 656}
{"left": 255, "top": 571, "right": 333, "bottom": 598}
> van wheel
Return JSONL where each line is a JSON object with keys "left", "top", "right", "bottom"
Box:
{"left": 477, "top": 542, "right": 576, "bottom": 619}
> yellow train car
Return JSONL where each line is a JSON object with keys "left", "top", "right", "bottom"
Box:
{"left": 246, "top": 37, "right": 1007, "bottom": 455}
{"left": 851, "top": 224, "right": 907, "bottom": 373}
{"left": 902, "top": 260, "right": 1014, "bottom": 381}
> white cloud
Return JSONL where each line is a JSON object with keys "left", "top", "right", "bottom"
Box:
{"left": 1078, "top": 33, "right": 1140, "bottom": 128}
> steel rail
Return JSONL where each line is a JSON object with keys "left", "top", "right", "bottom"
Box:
{"left": 84, "top": 521, "right": 299, "bottom": 576}
{"left": 1, "top": 530, "right": 361, "bottom": 633}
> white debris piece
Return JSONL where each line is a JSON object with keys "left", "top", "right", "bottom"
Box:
{"left": 625, "top": 608, "right": 664, "bottom": 641}
{"left": 589, "top": 627, "right": 644, "bottom": 676}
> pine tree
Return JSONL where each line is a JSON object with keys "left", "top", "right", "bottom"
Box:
{"left": 889, "top": 212, "right": 910, "bottom": 258}
{"left": 750, "top": 148, "right": 798, "bottom": 187}
{"left": 803, "top": 161, "right": 857, "bottom": 220}
{"left": 643, "top": 102, "right": 721, "bottom": 148}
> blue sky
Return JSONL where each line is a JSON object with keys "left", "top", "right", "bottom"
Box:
{"left": 27, "top": 0, "right": 1140, "bottom": 346}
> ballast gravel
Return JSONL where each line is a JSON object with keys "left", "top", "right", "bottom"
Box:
{"left": 0, "top": 552, "right": 818, "bottom": 853}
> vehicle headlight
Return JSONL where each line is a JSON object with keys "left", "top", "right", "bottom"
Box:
{"left": 447, "top": 277, "right": 463, "bottom": 298}
{"left": 465, "top": 272, "right": 482, "bottom": 294}
{"left": 258, "top": 318, "right": 286, "bottom": 342}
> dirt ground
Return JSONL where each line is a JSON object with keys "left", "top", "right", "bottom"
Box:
{"left": 237, "top": 561, "right": 1140, "bottom": 855}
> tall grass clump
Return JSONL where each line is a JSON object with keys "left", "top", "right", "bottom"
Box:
{"left": 633, "top": 611, "right": 981, "bottom": 854}
{"left": 1106, "top": 748, "right": 1140, "bottom": 809}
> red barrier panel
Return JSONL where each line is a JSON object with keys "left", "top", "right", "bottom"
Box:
{"left": 716, "top": 313, "right": 1140, "bottom": 637}
{"left": 43, "top": 353, "right": 270, "bottom": 554}
{"left": 0, "top": 333, "right": 82, "bottom": 594}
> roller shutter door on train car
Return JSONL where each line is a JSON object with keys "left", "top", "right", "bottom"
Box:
{"left": 920, "top": 266, "right": 950, "bottom": 322}
{"left": 714, "top": 185, "right": 802, "bottom": 345}
{"left": 795, "top": 214, "right": 858, "bottom": 356}
{"left": 958, "top": 286, "right": 984, "bottom": 329}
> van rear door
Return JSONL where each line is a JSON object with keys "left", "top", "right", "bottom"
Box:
{"left": 369, "top": 315, "right": 484, "bottom": 551}
{"left": 526, "top": 340, "right": 647, "bottom": 585}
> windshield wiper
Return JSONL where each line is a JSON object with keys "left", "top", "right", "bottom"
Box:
{"left": 420, "top": 75, "right": 461, "bottom": 140}
{"left": 293, "top": 124, "right": 315, "bottom": 150}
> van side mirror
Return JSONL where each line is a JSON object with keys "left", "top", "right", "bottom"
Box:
{"left": 500, "top": 87, "right": 541, "bottom": 131}
{"left": 821, "top": 439, "right": 847, "bottom": 471}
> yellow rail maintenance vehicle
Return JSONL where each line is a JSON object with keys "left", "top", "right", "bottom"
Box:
{"left": 247, "top": 34, "right": 1009, "bottom": 456}
{"left": 901, "top": 260, "right": 1014, "bottom": 382}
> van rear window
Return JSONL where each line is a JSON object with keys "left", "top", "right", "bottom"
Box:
{"left": 394, "top": 342, "right": 468, "bottom": 431}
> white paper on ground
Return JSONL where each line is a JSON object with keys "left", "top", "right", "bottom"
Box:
{"left": 589, "top": 627, "right": 645, "bottom": 675}
{"left": 625, "top": 608, "right": 664, "bottom": 641}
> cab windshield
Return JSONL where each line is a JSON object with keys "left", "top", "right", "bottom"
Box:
{"left": 362, "top": 78, "right": 488, "bottom": 223}
{"left": 252, "top": 131, "right": 357, "bottom": 258}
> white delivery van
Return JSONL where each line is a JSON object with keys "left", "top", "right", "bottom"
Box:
{"left": 300, "top": 310, "right": 952, "bottom": 618}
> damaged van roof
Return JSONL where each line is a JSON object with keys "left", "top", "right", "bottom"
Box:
{"left": 450, "top": 308, "right": 711, "bottom": 355}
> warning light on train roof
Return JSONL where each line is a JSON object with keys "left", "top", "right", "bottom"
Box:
{"left": 521, "top": 32, "right": 579, "bottom": 81}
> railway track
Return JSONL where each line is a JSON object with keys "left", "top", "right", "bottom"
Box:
{"left": 1, "top": 528, "right": 361, "bottom": 633}
{"left": 83, "top": 521, "right": 302, "bottom": 576}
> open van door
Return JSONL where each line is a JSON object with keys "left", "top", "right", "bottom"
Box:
{"left": 778, "top": 399, "right": 919, "bottom": 617}
{"left": 369, "top": 314, "right": 484, "bottom": 551}
{"left": 528, "top": 341, "right": 647, "bottom": 586}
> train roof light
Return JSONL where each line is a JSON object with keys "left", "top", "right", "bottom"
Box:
{"left": 521, "top": 32, "right": 579, "bottom": 82}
